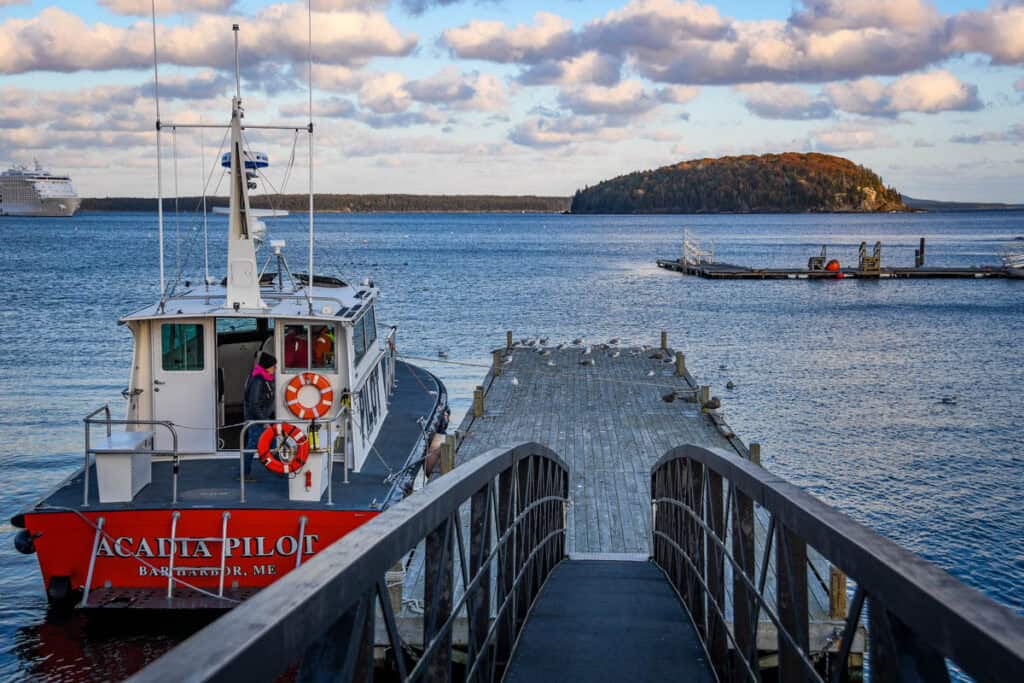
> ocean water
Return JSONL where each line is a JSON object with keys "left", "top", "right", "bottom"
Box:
{"left": 0, "top": 210, "right": 1022, "bottom": 680}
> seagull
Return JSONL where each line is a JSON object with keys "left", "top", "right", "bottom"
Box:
{"left": 608, "top": 338, "right": 620, "bottom": 345}
{"left": 547, "top": 360, "right": 556, "bottom": 367}
{"left": 580, "top": 358, "right": 595, "bottom": 366}
{"left": 647, "top": 370, "right": 655, "bottom": 377}
{"left": 726, "top": 381, "right": 735, "bottom": 389}
{"left": 583, "top": 345, "right": 592, "bottom": 356}
{"left": 555, "top": 343, "right": 567, "bottom": 350}
{"left": 572, "top": 337, "right": 585, "bottom": 346}
{"left": 511, "top": 377, "right": 520, "bottom": 386}
{"left": 719, "top": 364, "right": 728, "bottom": 371}
{"left": 504, "top": 356, "right": 513, "bottom": 365}
{"left": 539, "top": 337, "right": 549, "bottom": 346}
{"left": 611, "top": 351, "right": 621, "bottom": 358}
{"left": 437, "top": 350, "right": 448, "bottom": 358}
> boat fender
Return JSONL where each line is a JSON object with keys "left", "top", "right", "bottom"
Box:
{"left": 285, "top": 372, "right": 334, "bottom": 420}
{"left": 257, "top": 423, "right": 310, "bottom": 475}
{"left": 14, "top": 529, "right": 40, "bottom": 555}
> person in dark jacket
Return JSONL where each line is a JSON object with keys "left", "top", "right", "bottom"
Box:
{"left": 243, "top": 352, "right": 277, "bottom": 477}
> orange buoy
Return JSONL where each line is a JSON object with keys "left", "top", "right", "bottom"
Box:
{"left": 825, "top": 259, "right": 841, "bottom": 272}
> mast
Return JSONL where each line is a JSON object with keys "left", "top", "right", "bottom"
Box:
{"left": 224, "top": 24, "right": 265, "bottom": 310}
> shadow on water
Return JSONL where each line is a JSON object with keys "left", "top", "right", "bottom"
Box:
{"left": 12, "top": 609, "right": 220, "bottom": 682}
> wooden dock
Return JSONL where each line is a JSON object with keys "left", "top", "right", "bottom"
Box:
{"left": 657, "top": 257, "right": 1011, "bottom": 280}
{"left": 394, "top": 335, "right": 861, "bottom": 658}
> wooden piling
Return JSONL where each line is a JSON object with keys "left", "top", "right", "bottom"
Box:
{"left": 830, "top": 566, "right": 848, "bottom": 619}
{"left": 699, "top": 385, "right": 710, "bottom": 406}
{"left": 473, "top": 386, "right": 484, "bottom": 417}
{"left": 492, "top": 349, "right": 503, "bottom": 377}
{"left": 660, "top": 330, "right": 668, "bottom": 351}
{"left": 506, "top": 330, "right": 513, "bottom": 350}
{"left": 675, "top": 351, "right": 686, "bottom": 377}
{"left": 749, "top": 442, "right": 761, "bottom": 466}
{"left": 440, "top": 435, "right": 456, "bottom": 474}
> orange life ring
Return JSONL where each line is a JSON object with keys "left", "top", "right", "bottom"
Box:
{"left": 257, "top": 423, "right": 309, "bottom": 475}
{"left": 285, "top": 372, "right": 334, "bottom": 419}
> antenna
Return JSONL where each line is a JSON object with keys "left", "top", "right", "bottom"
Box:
{"left": 233, "top": 24, "right": 241, "bottom": 99}
{"left": 151, "top": 0, "right": 165, "bottom": 302}
{"left": 306, "top": 0, "right": 315, "bottom": 313}
{"left": 201, "top": 118, "right": 209, "bottom": 287}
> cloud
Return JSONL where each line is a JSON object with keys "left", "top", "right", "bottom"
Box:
{"left": 558, "top": 81, "right": 655, "bottom": 116}
{"left": 441, "top": 0, "right": 1024, "bottom": 89}
{"left": 825, "top": 71, "right": 982, "bottom": 117}
{"left": 950, "top": 123, "right": 1024, "bottom": 144}
{"left": 400, "top": 0, "right": 475, "bottom": 15}
{"left": 789, "top": 0, "right": 940, "bottom": 32}
{"left": 810, "top": 122, "right": 897, "bottom": 151}
{"left": 0, "top": 5, "right": 416, "bottom": 74}
{"left": 441, "top": 11, "right": 576, "bottom": 64}
{"left": 100, "top": 0, "right": 236, "bottom": 15}
{"left": 405, "top": 67, "right": 507, "bottom": 111}
{"left": 737, "top": 83, "right": 834, "bottom": 119}
{"left": 358, "top": 72, "right": 411, "bottom": 113}
{"left": 947, "top": 4, "right": 1024, "bottom": 65}
{"left": 517, "top": 51, "right": 622, "bottom": 86}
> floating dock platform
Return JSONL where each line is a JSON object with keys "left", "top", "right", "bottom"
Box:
{"left": 657, "top": 258, "right": 1011, "bottom": 280}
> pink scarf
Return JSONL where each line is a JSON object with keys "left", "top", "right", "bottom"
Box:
{"left": 251, "top": 365, "right": 274, "bottom": 381}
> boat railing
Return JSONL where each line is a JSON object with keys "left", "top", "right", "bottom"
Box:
{"left": 384, "top": 325, "right": 398, "bottom": 396}
{"left": 83, "top": 406, "right": 181, "bottom": 505}
{"left": 238, "top": 413, "right": 349, "bottom": 505}
{"left": 683, "top": 229, "right": 715, "bottom": 266}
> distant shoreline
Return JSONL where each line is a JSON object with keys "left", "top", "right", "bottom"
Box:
{"left": 79, "top": 194, "right": 1023, "bottom": 214}
{"left": 81, "top": 194, "right": 572, "bottom": 214}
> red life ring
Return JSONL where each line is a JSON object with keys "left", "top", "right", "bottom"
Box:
{"left": 285, "top": 372, "right": 334, "bottom": 419}
{"left": 257, "top": 423, "right": 309, "bottom": 475}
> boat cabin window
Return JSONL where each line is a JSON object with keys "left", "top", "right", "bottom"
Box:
{"left": 353, "top": 306, "right": 377, "bottom": 365}
{"left": 161, "top": 323, "right": 204, "bottom": 371}
{"left": 284, "top": 323, "right": 336, "bottom": 371}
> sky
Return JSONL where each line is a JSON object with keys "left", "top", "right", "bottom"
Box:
{"left": 0, "top": 0, "right": 1022, "bottom": 201}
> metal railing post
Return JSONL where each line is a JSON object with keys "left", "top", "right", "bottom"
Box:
{"left": 424, "top": 514, "right": 453, "bottom": 682}
{"left": 81, "top": 516, "right": 105, "bottom": 606}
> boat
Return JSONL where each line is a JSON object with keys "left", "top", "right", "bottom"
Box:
{"left": 0, "top": 161, "right": 80, "bottom": 216}
{"left": 1004, "top": 250, "right": 1024, "bottom": 278}
{"left": 10, "top": 27, "right": 447, "bottom": 610}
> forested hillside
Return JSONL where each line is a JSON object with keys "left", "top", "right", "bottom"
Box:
{"left": 571, "top": 153, "right": 908, "bottom": 214}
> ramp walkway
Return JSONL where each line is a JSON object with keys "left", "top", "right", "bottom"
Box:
{"left": 505, "top": 560, "right": 713, "bottom": 683}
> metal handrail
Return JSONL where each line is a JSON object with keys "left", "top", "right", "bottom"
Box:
{"left": 650, "top": 444, "right": 1024, "bottom": 682}
{"left": 130, "top": 441, "right": 570, "bottom": 683}
{"left": 83, "top": 407, "right": 180, "bottom": 505}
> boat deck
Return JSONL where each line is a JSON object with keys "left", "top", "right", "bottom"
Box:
{"left": 25, "top": 361, "right": 444, "bottom": 515}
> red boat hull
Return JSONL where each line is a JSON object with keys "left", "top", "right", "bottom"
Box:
{"left": 23, "top": 508, "right": 378, "bottom": 600}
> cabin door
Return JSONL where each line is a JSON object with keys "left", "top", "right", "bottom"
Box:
{"left": 150, "top": 319, "right": 216, "bottom": 453}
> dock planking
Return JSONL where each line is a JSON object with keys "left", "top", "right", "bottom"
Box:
{"left": 395, "top": 335, "right": 860, "bottom": 657}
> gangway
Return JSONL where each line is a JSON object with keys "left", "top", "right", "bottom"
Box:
{"left": 131, "top": 438, "right": 1024, "bottom": 682}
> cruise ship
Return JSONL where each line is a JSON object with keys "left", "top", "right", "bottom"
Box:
{"left": 0, "top": 162, "right": 81, "bottom": 216}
